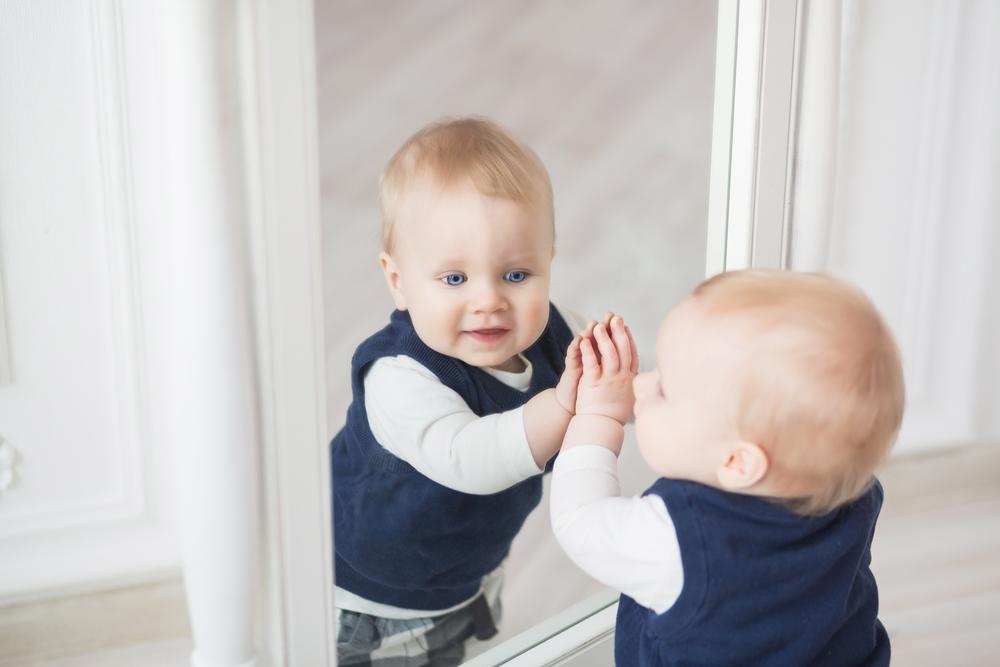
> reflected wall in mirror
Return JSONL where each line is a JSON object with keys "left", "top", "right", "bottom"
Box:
{"left": 317, "top": 1, "right": 718, "bottom": 661}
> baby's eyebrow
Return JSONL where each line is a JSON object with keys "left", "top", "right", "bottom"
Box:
{"left": 427, "top": 252, "right": 544, "bottom": 273}
{"left": 498, "top": 252, "right": 544, "bottom": 265}
{"left": 427, "top": 257, "right": 467, "bottom": 271}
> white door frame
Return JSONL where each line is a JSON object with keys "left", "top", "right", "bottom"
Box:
{"left": 171, "top": 0, "right": 803, "bottom": 664}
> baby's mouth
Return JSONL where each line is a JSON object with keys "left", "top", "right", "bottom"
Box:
{"left": 465, "top": 328, "right": 510, "bottom": 343}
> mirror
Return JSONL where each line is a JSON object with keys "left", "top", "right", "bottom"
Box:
{"left": 316, "top": 1, "right": 719, "bottom": 661}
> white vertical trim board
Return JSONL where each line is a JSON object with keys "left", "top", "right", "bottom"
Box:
{"left": 706, "top": 0, "right": 799, "bottom": 274}
{"left": 751, "top": 0, "right": 800, "bottom": 269}
{"left": 787, "top": 0, "right": 842, "bottom": 271}
{"left": 238, "top": 0, "right": 334, "bottom": 664}
{"left": 725, "top": 0, "right": 763, "bottom": 269}
{"left": 705, "top": 0, "right": 739, "bottom": 277}
{"left": 0, "top": 253, "right": 10, "bottom": 385}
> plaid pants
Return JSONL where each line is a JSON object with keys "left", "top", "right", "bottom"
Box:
{"left": 336, "top": 591, "right": 502, "bottom": 667}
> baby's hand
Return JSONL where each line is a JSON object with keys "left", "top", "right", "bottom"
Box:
{"left": 555, "top": 314, "right": 616, "bottom": 413}
{"left": 555, "top": 335, "right": 583, "bottom": 414}
{"left": 575, "top": 316, "right": 638, "bottom": 424}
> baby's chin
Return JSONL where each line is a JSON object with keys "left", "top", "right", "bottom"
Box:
{"left": 421, "top": 340, "right": 520, "bottom": 371}
{"left": 464, "top": 350, "right": 524, "bottom": 372}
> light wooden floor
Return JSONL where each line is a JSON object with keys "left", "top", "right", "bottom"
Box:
{"left": 870, "top": 444, "right": 1000, "bottom": 665}
{"left": 0, "top": 580, "right": 190, "bottom": 667}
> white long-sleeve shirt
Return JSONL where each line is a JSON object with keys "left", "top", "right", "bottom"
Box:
{"left": 335, "top": 308, "right": 588, "bottom": 618}
{"left": 362, "top": 354, "right": 543, "bottom": 494}
{"left": 550, "top": 445, "right": 684, "bottom": 615}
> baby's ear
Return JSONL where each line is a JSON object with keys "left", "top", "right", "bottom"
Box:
{"left": 379, "top": 252, "right": 407, "bottom": 311}
{"left": 715, "top": 440, "right": 769, "bottom": 491}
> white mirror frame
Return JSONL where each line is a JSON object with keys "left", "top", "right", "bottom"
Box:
{"left": 234, "top": 0, "right": 334, "bottom": 664}
{"left": 167, "top": 0, "right": 806, "bottom": 665}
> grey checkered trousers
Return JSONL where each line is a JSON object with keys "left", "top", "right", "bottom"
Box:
{"left": 336, "top": 590, "right": 502, "bottom": 667}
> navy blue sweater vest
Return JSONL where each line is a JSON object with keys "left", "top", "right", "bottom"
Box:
{"left": 331, "top": 306, "right": 572, "bottom": 610}
{"left": 615, "top": 479, "right": 889, "bottom": 667}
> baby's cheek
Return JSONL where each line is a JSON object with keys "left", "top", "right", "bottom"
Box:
{"left": 525, "top": 294, "right": 549, "bottom": 331}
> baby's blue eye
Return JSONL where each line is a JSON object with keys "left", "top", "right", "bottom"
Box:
{"left": 504, "top": 270, "right": 528, "bottom": 283}
{"left": 442, "top": 273, "right": 466, "bottom": 286}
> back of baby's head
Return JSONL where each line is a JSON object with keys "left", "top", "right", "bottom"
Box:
{"left": 691, "top": 270, "right": 905, "bottom": 515}
{"left": 378, "top": 117, "right": 553, "bottom": 253}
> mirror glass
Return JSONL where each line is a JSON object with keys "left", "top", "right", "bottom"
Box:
{"left": 317, "top": 1, "right": 719, "bottom": 660}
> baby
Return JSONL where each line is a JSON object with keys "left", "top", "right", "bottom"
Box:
{"left": 552, "top": 270, "right": 904, "bottom": 666}
{"left": 330, "top": 117, "right": 600, "bottom": 666}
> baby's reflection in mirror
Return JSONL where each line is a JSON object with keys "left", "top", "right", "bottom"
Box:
{"left": 331, "top": 118, "right": 609, "bottom": 666}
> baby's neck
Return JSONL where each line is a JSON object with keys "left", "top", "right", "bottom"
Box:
{"left": 490, "top": 355, "right": 527, "bottom": 373}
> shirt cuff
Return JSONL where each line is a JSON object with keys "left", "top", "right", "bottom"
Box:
{"left": 553, "top": 444, "right": 620, "bottom": 475}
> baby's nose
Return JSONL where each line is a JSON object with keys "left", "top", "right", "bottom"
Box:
{"left": 471, "top": 284, "right": 506, "bottom": 313}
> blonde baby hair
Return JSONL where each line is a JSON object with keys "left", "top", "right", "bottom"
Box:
{"left": 378, "top": 117, "right": 554, "bottom": 254}
{"left": 691, "top": 270, "right": 905, "bottom": 515}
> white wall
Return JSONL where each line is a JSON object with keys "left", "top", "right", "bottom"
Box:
{"left": 790, "top": 0, "right": 1000, "bottom": 453}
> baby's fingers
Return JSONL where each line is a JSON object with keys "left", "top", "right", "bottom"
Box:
{"left": 564, "top": 335, "right": 582, "bottom": 371}
{"left": 580, "top": 337, "right": 601, "bottom": 379}
{"left": 611, "top": 317, "right": 632, "bottom": 373}
{"left": 580, "top": 314, "right": 612, "bottom": 340}
{"left": 626, "top": 325, "right": 639, "bottom": 374}
{"left": 593, "top": 322, "right": 620, "bottom": 373}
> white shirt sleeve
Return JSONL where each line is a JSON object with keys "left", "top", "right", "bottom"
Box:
{"left": 550, "top": 446, "right": 684, "bottom": 614}
{"left": 363, "top": 355, "right": 543, "bottom": 495}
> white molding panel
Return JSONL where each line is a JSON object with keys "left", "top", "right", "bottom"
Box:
{"left": 0, "top": 0, "right": 178, "bottom": 601}
{"left": 0, "top": 0, "right": 143, "bottom": 540}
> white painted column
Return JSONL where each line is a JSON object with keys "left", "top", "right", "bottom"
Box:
{"left": 157, "top": 2, "right": 258, "bottom": 666}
